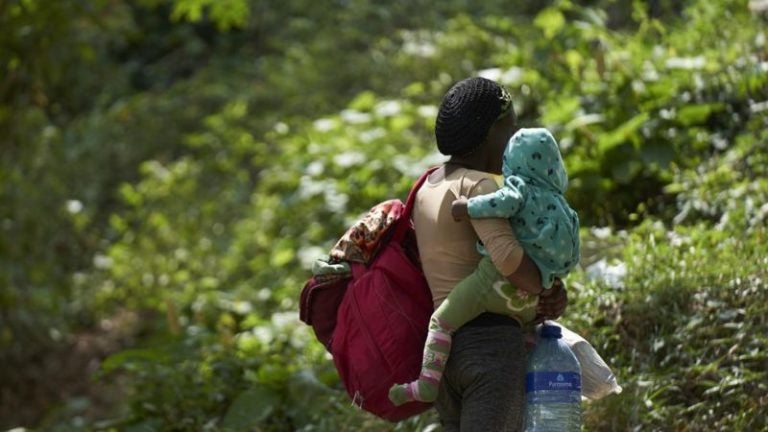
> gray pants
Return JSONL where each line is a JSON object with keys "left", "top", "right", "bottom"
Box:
{"left": 435, "top": 313, "right": 526, "bottom": 432}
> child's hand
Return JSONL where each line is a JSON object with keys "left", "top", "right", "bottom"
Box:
{"left": 451, "top": 196, "right": 469, "bottom": 222}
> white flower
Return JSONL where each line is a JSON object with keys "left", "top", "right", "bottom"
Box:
{"left": 359, "top": 127, "right": 386, "bottom": 143}
{"left": 306, "top": 161, "right": 324, "bottom": 176}
{"left": 273, "top": 122, "right": 289, "bottom": 134}
{"left": 341, "top": 109, "right": 371, "bottom": 124}
{"left": 586, "top": 259, "right": 627, "bottom": 289}
{"left": 417, "top": 105, "right": 438, "bottom": 118}
{"left": 374, "top": 100, "right": 402, "bottom": 117}
{"left": 665, "top": 56, "right": 705, "bottom": 70}
{"left": 478, "top": 68, "right": 503, "bottom": 82}
{"left": 272, "top": 311, "right": 300, "bottom": 330}
{"left": 591, "top": 227, "right": 613, "bottom": 239}
{"left": 313, "top": 118, "right": 337, "bottom": 132}
{"left": 297, "top": 246, "right": 326, "bottom": 270}
{"left": 333, "top": 151, "right": 366, "bottom": 168}
{"left": 66, "top": 200, "right": 83, "bottom": 214}
{"left": 93, "top": 254, "right": 113, "bottom": 269}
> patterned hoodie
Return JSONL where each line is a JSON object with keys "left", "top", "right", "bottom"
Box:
{"left": 467, "top": 128, "right": 580, "bottom": 289}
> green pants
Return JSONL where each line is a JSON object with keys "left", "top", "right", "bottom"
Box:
{"left": 388, "top": 256, "right": 540, "bottom": 407}
{"left": 434, "top": 256, "right": 538, "bottom": 331}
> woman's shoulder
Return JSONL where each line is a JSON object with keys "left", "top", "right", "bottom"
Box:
{"left": 443, "top": 167, "right": 500, "bottom": 197}
{"left": 463, "top": 168, "right": 498, "bottom": 184}
{"left": 443, "top": 166, "right": 497, "bottom": 184}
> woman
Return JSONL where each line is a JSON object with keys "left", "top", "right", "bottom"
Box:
{"left": 411, "top": 77, "right": 568, "bottom": 431}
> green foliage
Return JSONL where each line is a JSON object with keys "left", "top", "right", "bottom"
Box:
{"left": 96, "top": 311, "right": 321, "bottom": 430}
{"left": 507, "top": 0, "right": 768, "bottom": 225}
{"left": 566, "top": 125, "right": 768, "bottom": 431}
{"left": 2, "top": 0, "right": 767, "bottom": 429}
{"left": 568, "top": 218, "right": 768, "bottom": 430}
{"left": 169, "top": 0, "right": 249, "bottom": 30}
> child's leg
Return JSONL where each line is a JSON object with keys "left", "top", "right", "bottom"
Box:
{"left": 477, "top": 257, "right": 539, "bottom": 324}
{"left": 388, "top": 260, "right": 494, "bottom": 406}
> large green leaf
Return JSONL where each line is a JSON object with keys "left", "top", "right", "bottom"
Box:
{"left": 221, "top": 387, "right": 280, "bottom": 429}
{"left": 534, "top": 7, "right": 566, "bottom": 39}
{"left": 100, "top": 348, "right": 171, "bottom": 374}
{"left": 171, "top": 0, "right": 250, "bottom": 30}
{"left": 597, "top": 113, "right": 650, "bottom": 154}
{"left": 675, "top": 103, "right": 724, "bottom": 126}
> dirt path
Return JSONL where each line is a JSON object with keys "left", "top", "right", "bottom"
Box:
{"left": 0, "top": 310, "right": 145, "bottom": 429}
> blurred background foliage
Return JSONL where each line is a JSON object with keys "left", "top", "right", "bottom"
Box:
{"left": 1, "top": 0, "right": 766, "bottom": 430}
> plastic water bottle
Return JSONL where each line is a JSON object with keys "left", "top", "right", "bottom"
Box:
{"left": 524, "top": 324, "right": 582, "bottom": 432}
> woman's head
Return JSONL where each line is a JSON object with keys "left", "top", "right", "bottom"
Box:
{"left": 435, "top": 77, "right": 516, "bottom": 163}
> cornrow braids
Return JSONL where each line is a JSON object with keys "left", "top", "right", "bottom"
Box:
{"left": 435, "top": 77, "right": 513, "bottom": 157}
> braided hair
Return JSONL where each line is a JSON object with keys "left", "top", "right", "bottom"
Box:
{"left": 435, "top": 77, "right": 514, "bottom": 156}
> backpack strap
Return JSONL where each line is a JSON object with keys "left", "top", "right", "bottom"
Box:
{"left": 392, "top": 166, "right": 439, "bottom": 243}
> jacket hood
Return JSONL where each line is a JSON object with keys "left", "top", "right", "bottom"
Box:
{"left": 502, "top": 128, "right": 568, "bottom": 193}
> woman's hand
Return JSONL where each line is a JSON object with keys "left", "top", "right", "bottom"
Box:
{"left": 536, "top": 278, "right": 567, "bottom": 320}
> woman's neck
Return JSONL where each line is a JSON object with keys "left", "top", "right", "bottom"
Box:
{"left": 447, "top": 153, "right": 491, "bottom": 173}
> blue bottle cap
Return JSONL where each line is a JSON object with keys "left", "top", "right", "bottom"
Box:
{"left": 540, "top": 324, "right": 562, "bottom": 338}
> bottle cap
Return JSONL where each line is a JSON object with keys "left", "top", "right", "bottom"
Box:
{"left": 540, "top": 324, "right": 562, "bottom": 338}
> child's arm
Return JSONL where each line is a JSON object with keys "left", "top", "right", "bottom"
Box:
{"left": 451, "top": 196, "right": 470, "bottom": 221}
{"left": 451, "top": 181, "right": 524, "bottom": 222}
{"left": 465, "top": 180, "right": 524, "bottom": 219}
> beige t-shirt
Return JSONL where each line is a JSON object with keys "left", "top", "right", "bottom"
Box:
{"left": 413, "top": 166, "right": 525, "bottom": 308}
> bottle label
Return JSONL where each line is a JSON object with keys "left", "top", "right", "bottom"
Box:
{"left": 525, "top": 371, "right": 581, "bottom": 403}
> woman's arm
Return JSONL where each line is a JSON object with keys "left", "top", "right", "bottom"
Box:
{"left": 503, "top": 253, "right": 545, "bottom": 296}
{"left": 468, "top": 179, "right": 543, "bottom": 296}
{"left": 468, "top": 178, "right": 568, "bottom": 314}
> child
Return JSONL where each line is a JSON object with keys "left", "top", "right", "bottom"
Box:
{"left": 389, "top": 127, "right": 580, "bottom": 406}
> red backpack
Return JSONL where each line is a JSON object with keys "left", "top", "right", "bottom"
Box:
{"left": 299, "top": 168, "right": 437, "bottom": 422}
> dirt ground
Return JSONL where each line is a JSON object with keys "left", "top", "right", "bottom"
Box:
{"left": 0, "top": 310, "right": 146, "bottom": 429}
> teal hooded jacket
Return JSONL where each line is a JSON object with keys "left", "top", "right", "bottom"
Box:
{"left": 467, "top": 128, "right": 580, "bottom": 289}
